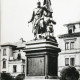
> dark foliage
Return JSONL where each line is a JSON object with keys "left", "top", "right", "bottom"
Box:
{"left": 1, "top": 73, "right": 14, "bottom": 80}
{"left": 60, "top": 66, "right": 79, "bottom": 80}
{"left": 15, "top": 74, "right": 25, "bottom": 80}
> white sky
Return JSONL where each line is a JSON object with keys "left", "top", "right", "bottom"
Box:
{"left": 1, "top": 0, "right": 80, "bottom": 44}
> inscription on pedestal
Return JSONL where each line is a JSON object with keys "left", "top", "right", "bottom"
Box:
{"left": 27, "top": 57, "right": 45, "bottom": 76}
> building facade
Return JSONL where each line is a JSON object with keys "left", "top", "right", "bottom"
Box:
{"left": 0, "top": 21, "right": 80, "bottom": 77}
{"left": 0, "top": 38, "right": 26, "bottom": 77}
{"left": 0, "top": 47, "right": 1, "bottom": 78}
{"left": 58, "top": 22, "right": 80, "bottom": 76}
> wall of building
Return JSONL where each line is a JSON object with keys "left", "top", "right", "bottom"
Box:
{"left": 13, "top": 50, "right": 25, "bottom": 60}
{"left": 58, "top": 37, "right": 80, "bottom": 50}
{"left": 1, "top": 46, "right": 13, "bottom": 73}
{"left": 0, "top": 48, "right": 1, "bottom": 73}
{"left": 75, "top": 24, "right": 80, "bottom": 33}
{"left": 0, "top": 39, "right": 26, "bottom": 77}
{"left": 9, "top": 61, "right": 24, "bottom": 77}
{"left": 58, "top": 38, "right": 65, "bottom": 51}
{"left": 58, "top": 36, "right": 80, "bottom": 76}
{"left": 75, "top": 37, "right": 80, "bottom": 49}
{"left": 66, "top": 24, "right": 80, "bottom": 34}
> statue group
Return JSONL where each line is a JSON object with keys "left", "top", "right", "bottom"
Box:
{"left": 28, "top": 0, "right": 56, "bottom": 39}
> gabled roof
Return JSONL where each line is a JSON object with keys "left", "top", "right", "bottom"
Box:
{"left": 59, "top": 32, "right": 80, "bottom": 38}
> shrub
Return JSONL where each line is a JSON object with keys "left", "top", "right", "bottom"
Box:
{"left": 60, "top": 66, "right": 79, "bottom": 80}
{"left": 15, "top": 74, "right": 25, "bottom": 80}
{"left": 1, "top": 73, "right": 14, "bottom": 80}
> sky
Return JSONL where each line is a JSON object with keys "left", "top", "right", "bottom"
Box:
{"left": 0, "top": 1, "right": 1, "bottom": 42}
{"left": 1, "top": 0, "right": 80, "bottom": 44}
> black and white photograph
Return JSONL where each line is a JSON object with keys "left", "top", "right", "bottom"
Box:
{"left": 0, "top": 0, "right": 80, "bottom": 80}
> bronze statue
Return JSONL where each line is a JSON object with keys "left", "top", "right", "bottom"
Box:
{"left": 28, "top": 1, "right": 48, "bottom": 38}
{"left": 28, "top": 0, "right": 56, "bottom": 39}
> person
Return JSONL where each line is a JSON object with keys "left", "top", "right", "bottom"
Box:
{"left": 28, "top": 1, "right": 48, "bottom": 39}
{"left": 41, "top": 12, "right": 56, "bottom": 38}
{"left": 60, "top": 66, "right": 79, "bottom": 80}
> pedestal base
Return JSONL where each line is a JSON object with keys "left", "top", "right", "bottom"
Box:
{"left": 25, "top": 76, "right": 59, "bottom": 79}
{"left": 24, "top": 37, "right": 61, "bottom": 79}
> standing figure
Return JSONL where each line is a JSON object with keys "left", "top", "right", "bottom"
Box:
{"left": 28, "top": 1, "right": 48, "bottom": 39}
{"left": 42, "top": 11, "right": 56, "bottom": 38}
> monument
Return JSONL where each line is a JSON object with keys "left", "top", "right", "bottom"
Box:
{"left": 24, "top": 0, "right": 61, "bottom": 79}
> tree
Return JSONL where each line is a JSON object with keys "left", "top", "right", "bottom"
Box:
{"left": 1, "top": 73, "right": 14, "bottom": 80}
{"left": 15, "top": 74, "right": 25, "bottom": 80}
{"left": 60, "top": 66, "right": 79, "bottom": 80}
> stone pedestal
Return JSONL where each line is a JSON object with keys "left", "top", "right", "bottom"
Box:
{"left": 24, "top": 37, "right": 61, "bottom": 79}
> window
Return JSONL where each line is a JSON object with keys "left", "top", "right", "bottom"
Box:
{"left": 65, "top": 58, "right": 69, "bottom": 66}
{"left": 65, "top": 42, "right": 69, "bottom": 50}
{"left": 13, "top": 65, "right": 17, "bottom": 73}
{"left": 65, "top": 58, "right": 75, "bottom": 66}
{"left": 3, "top": 49, "right": 6, "bottom": 56}
{"left": 3, "top": 61, "right": 6, "bottom": 68}
{"left": 73, "top": 25, "right": 75, "bottom": 32}
{"left": 70, "top": 58, "right": 75, "bottom": 66}
{"left": 17, "top": 54, "right": 21, "bottom": 60}
{"left": 70, "top": 42, "right": 74, "bottom": 49}
{"left": 23, "top": 65, "right": 25, "bottom": 73}
{"left": 69, "top": 29, "right": 72, "bottom": 34}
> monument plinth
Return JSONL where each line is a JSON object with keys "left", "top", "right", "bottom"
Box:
{"left": 24, "top": 0, "right": 61, "bottom": 79}
{"left": 24, "top": 37, "right": 61, "bottom": 79}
